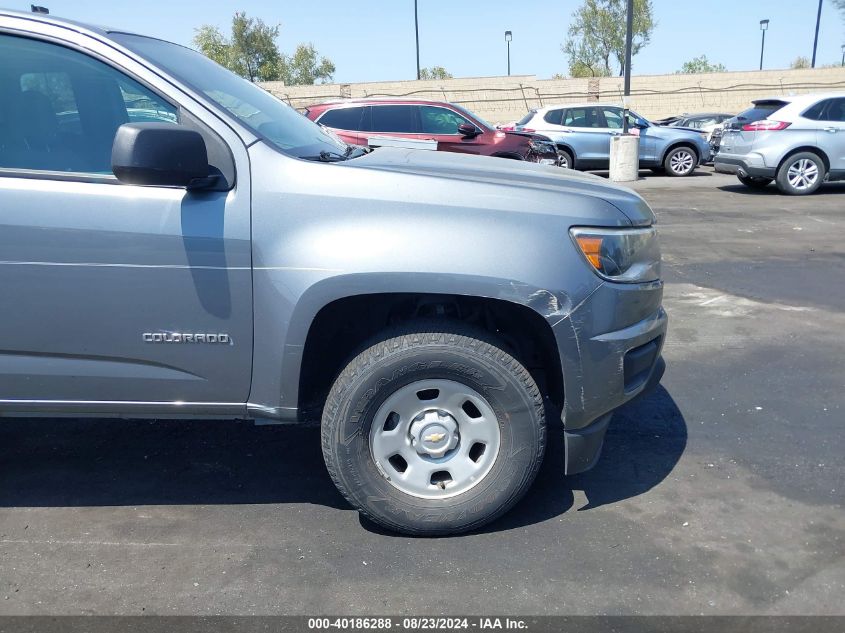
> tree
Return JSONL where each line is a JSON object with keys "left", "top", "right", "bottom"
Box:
{"left": 676, "top": 55, "right": 727, "bottom": 74}
{"left": 193, "top": 25, "right": 232, "bottom": 69}
{"left": 419, "top": 66, "right": 453, "bottom": 80}
{"left": 561, "top": 0, "right": 655, "bottom": 77}
{"left": 280, "top": 43, "right": 336, "bottom": 85}
{"left": 194, "top": 13, "right": 282, "bottom": 82}
{"left": 790, "top": 56, "right": 811, "bottom": 69}
{"left": 193, "top": 12, "right": 335, "bottom": 85}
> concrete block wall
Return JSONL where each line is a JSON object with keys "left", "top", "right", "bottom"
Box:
{"left": 261, "top": 67, "right": 845, "bottom": 124}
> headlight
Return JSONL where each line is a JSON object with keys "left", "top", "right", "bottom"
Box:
{"left": 570, "top": 227, "right": 661, "bottom": 283}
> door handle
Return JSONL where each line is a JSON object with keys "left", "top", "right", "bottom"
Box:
{"left": 823, "top": 127, "right": 839, "bottom": 133}
{"left": 610, "top": 131, "right": 622, "bottom": 136}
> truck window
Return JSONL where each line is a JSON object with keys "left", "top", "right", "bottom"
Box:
{"left": 0, "top": 34, "right": 178, "bottom": 174}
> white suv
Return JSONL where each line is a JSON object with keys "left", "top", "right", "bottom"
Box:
{"left": 715, "top": 93, "right": 845, "bottom": 195}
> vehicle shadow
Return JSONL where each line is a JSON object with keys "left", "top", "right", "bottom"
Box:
{"left": 181, "top": 193, "right": 232, "bottom": 319}
{"left": 718, "top": 182, "right": 845, "bottom": 195}
{"left": 0, "top": 418, "right": 347, "bottom": 509}
{"left": 483, "top": 384, "right": 686, "bottom": 532}
{"left": 590, "top": 169, "right": 715, "bottom": 180}
{"left": 362, "top": 384, "right": 687, "bottom": 535}
{"left": 0, "top": 385, "right": 685, "bottom": 532}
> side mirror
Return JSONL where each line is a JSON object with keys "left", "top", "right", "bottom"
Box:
{"left": 634, "top": 117, "right": 649, "bottom": 129}
{"left": 112, "top": 123, "right": 215, "bottom": 189}
{"left": 458, "top": 123, "right": 481, "bottom": 138}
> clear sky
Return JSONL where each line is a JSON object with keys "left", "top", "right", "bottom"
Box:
{"left": 4, "top": 1, "right": 844, "bottom": 82}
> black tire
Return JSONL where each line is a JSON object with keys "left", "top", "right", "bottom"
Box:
{"left": 737, "top": 174, "right": 772, "bottom": 189}
{"left": 557, "top": 147, "right": 574, "bottom": 169}
{"left": 775, "top": 152, "right": 825, "bottom": 196}
{"left": 663, "top": 145, "right": 698, "bottom": 177}
{"left": 321, "top": 321, "right": 546, "bottom": 536}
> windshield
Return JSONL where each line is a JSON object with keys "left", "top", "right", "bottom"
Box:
{"left": 629, "top": 110, "right": 649, "bottom": 127}
{"left": 450, "top": 103, "right": 495, "bottom": 131}
{"left": 111, "top": 33, "right": 347, "bottom": 159}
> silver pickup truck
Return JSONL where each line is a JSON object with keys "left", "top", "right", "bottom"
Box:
{"left": 0, "top": 10, "right": 667, "bottom": 535}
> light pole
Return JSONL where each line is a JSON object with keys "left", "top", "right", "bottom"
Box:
{"left": 414, "top": 0, "right": 420, "bottom": 80}
{"left": 759, "top": 19, "right": 769, "bottom": 71}
{"left": 841, "top": 44, "right": 844, "bottom": 67}
{"left": 505, "top": 31, "right": 512, "bottom": 76}
{"left": 622, "top": 0, "right": 633, "bottom": 134}
{"left": 811, "top": 0, "right": 822, "bottom": 68}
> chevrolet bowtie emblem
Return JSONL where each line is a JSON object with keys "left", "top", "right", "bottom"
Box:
{"left": 424, "top": 432, "right": 447, "bottom": 443}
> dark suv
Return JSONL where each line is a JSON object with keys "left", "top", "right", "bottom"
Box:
{"left": 305, "top": 98, "right": 560, "bottom": 165}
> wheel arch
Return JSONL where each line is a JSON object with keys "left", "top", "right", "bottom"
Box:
{"left": 660, "top": 140, "right": 699, "bottom": 165}
{"left": 555, "top": 143, "right": 576, "bottom": 167}
{"left": 776, "top": 146, "right": 830, "bottom": 174}
{"left": 293, "top": 288, "right": 566, "bottom": 424}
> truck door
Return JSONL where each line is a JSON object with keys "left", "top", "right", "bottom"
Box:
{"left": 0, "top": 32, "right": 253, "bottom": 415}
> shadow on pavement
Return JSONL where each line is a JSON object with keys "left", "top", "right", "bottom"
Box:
{"left": 0, "top": 418, "right": 347, "bottom": 509}
{"left": 568, "top": 384, "right": 687, "bottom": 511}
{"left": 363, "top": 384, "right": 687, "bottom": 536}
{"left": 590, "top": 169, "right": 714, "bottom": 180}
{"left": 718, "top": 182, "right": 845, "bottom": 195}
{"left": 478, "top": 385, "right": 687, "bottom": 533}
{"left": 0, "top": 386, "right": 685, "bottom": 533}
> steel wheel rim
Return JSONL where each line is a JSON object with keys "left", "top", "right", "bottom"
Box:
{"left": 670, "top": 150, "right": 695, "bottom": 174}
{"left": 368, "top": 379, "right": 501, "bottom": 499}
{"left": 787, "top": 159, "right": 819, "bottom": 190}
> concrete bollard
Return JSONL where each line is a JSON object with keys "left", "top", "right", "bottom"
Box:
{"left": 609, "top": 135, "right": 640, "bottom": 182}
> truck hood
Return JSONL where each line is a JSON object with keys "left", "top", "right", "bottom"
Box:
{"left": 348, "top": 146, "right": 655, "bottom": 226}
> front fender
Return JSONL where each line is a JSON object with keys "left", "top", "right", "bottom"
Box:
{"left": 248, "top": 269, "right": 582, "bottom": 420}
{"left": 245, "top": 142, "right": 629, "bottom": 419}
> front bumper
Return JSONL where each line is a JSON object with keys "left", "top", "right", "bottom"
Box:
{"left": 564, "top": 355, "right": 665, "bottom": 473}
{"left": 551, "top": 281, "right": 668, "bottom": 474}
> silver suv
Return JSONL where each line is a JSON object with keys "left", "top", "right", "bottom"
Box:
{"left": 715, "top": 93, "right": 845, "bottom": 195}
{"left": 512, "top": 103, "right": 711, "bottom": 176}
{"left": 0, "top": 10, "right": 667, "bottom": 535}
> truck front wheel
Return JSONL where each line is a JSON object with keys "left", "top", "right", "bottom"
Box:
{"left": 320, "top": 322, "right": 546, "bottom": 536}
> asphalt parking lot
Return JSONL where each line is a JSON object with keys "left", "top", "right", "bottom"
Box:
{"left": 0, "top": 168, "right": 843, "bottom": 616}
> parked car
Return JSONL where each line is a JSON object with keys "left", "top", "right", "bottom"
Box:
{"left": 651, "top": 115, "right": 683, "bottom": 126}
{"left": 513, "top": 103, "right": 711, "bottom": 176}
{"left": 667, "top": 112, "right": 733, "bottom": 147}
{"left": 0, "top": 9, "right": 667, "bottom": 536}
{"left": 710, "top": 98, "right": 793, "bottom": 157}
{"left": 714, "top": 93, "right": 845, "bottom": 195}
{"left": 304, "top": 98, "right": 560, "bottom": 165}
